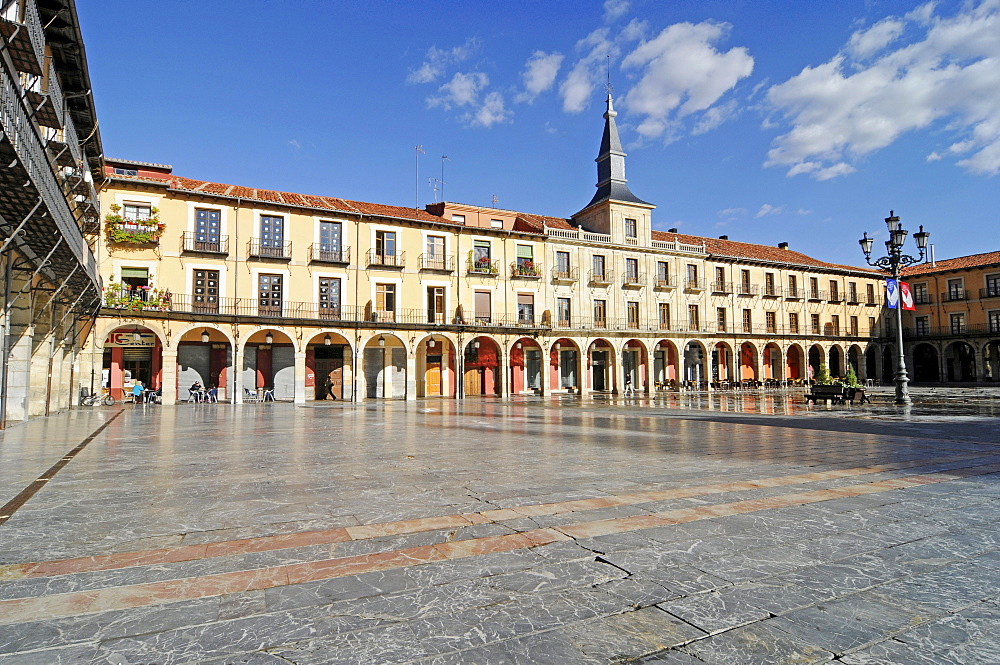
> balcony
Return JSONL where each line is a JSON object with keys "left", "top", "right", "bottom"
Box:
{"left": 943, "top": 289, "right": 967, "bottom": 302}
{"left": 510, "top": 261, "right": 542, "bottom": 278}
{"left": 248, "top": 239, "right": 291, "bottom": 260}
{"left": 711, "top": 281, "right": 733, "bottom": 294}
{"left": 846, "top": 291, "right": 860, "bottom": 305}
{"left": 904, "top": 323, "right": 998, "bottom": 339}
{"left": 736, "top": 284, "right": 759, "bottom": 297}
{"left": 419, "top": 254, "right": 454, "bottom": 272}
{"left": 309, "top": 245, "right": 350, "bottom": 265}
{"left": 828, "top": 293, "right": 844, "bottom": 303}
{"left": 467, "top": 257, "right": 499, "bottom": 276}
{"left": 785, "top": 288, "right": 804, "bottom": 300}
{"left": 551, "top": 266, "right": 579, "bottom": 283}
{"left": 589, "top": 269, "right": 614, "bottom": 285}
{"left": 654, "top": 274, "right": 676, "bottom": 290}
{"left": 981, "top": 287, "right": 1000, "bottom": 300}
{"left": 914, "top": 292, "right": 932, "bottom": 305}
{"left": 367, "top": 249, "right": 405, "bottom": 269}
{"left": 622, "top": 272, "right": 645, "bottom": 288}
{"left": 808, "top": 290, "right": 826, "bottom": 301}
{"left": 684, "top": 279, "right": 707, "bottom": 293}
{"left": 762, "top": 286, "right": 780, "bottom": 298}
{"left": 182, "top": 232, "right": 229, "bottom": 255}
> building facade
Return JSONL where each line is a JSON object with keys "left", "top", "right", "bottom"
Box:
{"left": 901, "top": 251, "right": 1000, "bottom": 383}
{"left": 85, "top": 97, "right": 889, "bottom": 405}
{"left": 1, "top": 0, "right": 103, "bottom": 425}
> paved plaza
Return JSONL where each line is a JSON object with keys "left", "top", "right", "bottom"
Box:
{"left": 2, "top": 391, "right": 1000, "bottom": 664}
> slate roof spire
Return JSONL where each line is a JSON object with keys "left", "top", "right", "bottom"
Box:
{"left": 584, "top": 93, "right": 651, "bottom": 209}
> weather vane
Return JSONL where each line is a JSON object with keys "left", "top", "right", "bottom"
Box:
{"left": 605, "top": 54, "right": 613, "bottom": 96}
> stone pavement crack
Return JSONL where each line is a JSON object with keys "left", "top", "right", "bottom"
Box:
{"left": 0, "top": 409, "right": 125, "bottom": 527}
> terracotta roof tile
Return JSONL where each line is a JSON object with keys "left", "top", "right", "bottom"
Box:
{"left": 517, "top": 213, "right": 573, "bottom": 231}
{"left": 902, "top": 250, "right": 1000, "bottom": 276}
{"left": 345, "top": 200, "right": 455, "bottom": 225}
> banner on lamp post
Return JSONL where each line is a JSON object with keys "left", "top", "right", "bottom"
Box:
{"left": 900, "top": 281, "right": 915, "bottom": 311}
{"left": 885, "top": 279, "right": 899, "bottom": 309}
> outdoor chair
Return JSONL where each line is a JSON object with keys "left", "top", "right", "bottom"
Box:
{"left": 244, "top": 388, "right": 261, "bottom": 403}
{"left": 261, "top": 387, "right": 275, "bottom": 402}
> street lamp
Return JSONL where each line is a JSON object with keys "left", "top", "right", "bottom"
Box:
{"left": 859, "top": 210, "right": 930, "bottom": 404}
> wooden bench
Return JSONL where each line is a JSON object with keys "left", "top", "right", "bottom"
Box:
{"left": 805, "top": 385, "right": 869, "bottom": 405}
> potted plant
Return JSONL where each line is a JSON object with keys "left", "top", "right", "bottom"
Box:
{"left": 105, "top": 204, "right": 166, "bottom": 244}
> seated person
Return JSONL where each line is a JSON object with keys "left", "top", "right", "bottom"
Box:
{"left": 130, "top": 382, "right": 145, "bottom": 403}
{"left": 190, "top": 380, "right": 203, "bottom": 392}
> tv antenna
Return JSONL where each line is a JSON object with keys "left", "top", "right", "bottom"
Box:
{"left": 441, "top": 155, "right": 450, "bottom": 201}
{"left": 491, "top": 194, "right": 499, "bottom": 207}
{"left": 428, "top": 177, "right": 445, "bottom": 202}
{"left": 414, "top": 145, "right": 425, "bottom": 209}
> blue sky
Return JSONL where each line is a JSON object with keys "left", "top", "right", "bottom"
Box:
{"left": 81, "top": 0, "right": 1000, "bottom": 267}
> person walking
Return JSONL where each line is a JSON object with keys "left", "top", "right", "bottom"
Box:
{"left": 623, "top": 374, "right": 635, "bottom": 398}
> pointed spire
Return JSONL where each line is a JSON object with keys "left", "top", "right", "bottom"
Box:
{"left": 585, "top": 94, "right": 650, "bottom": 210}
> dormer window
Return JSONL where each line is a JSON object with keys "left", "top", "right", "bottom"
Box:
{"left": 491, "top": 219, "right": 503, "bottom": 229}
{"left": 625, "top": 218, "right": 637, "bottom": 238}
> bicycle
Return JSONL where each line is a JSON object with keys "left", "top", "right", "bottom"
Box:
{"left": 81, "top": 391, "right": 117, "bottom": 406}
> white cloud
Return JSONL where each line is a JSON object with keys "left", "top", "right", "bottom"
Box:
{"left": 621, "top": 21, "right": 754, "bottom": 140}
{"left": 516, "top": 51, "right": 564, "bottom": 104}
{"left": 766, "top": 1, "right": 1000, "bottom": 179}
{"left": 469, "top": 92, "right": 512, "bottom": 128}
{"left": 407, "top": 39, "right": 478, "bottom": 84}
{"left": 559, "top": 28, "right": 616, "bottom": 113}
{"left": 428, "top": 72, "right": 489, "bottom": 110}
{"left": 604, "top": 0, "right": 630, "bottom": 22}
{"left": 847, "top": 18, "right": 906, "bottom": 59}
{"left": 796, "top": 208, "right": 812, "bottom": 215}
{"left": 288, "top": 139, "right": 301, "bottom": 150}
{"left": 717, "top": 207, "right": 747, "bottom": 219}
{"left": 755, "top": 204, "right": 783, "bottom": 218}
{"left": 926, "top": 151, "right": 943, "bottom": 161}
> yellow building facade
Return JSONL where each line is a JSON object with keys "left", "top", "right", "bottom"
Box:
{"left": 83, "top": 98, "right": 890, "bottom": 405}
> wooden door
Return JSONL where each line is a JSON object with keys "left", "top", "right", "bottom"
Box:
{"left": 464, "top": 367, "right": 482, "bottom": 395}
{"left": 426, "top": 355, "right": 442, "bottom": 395}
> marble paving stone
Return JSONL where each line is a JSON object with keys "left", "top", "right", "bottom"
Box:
{"left": 657, "top": 589, "right": 770, "bottom": 634}
{"left": 0, "top": 644, "right": 98, "bottom": 665}
{"left": 626, "top": 649, "right": 707, "bottom": 664}
{"left": 679, "top": 619, "right": 834, "bottom": 665}
{"left": 197, "top": 653, "right": 297, "bottom": 664}
{"left": 838, "top": 639, "right": 966, "bottom": 665}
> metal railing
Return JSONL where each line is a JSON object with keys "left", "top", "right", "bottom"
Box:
{"left": 942, "top": 289, "right": 967, "bottom": 302}
{"left": 785, "top": 287, "right": 803, "bottom": 299}
{"left": 762, "top": 286, "right": 780, "bottom": 297}
{"left": 182, "top": 232, "right": 229, "bottom": 254}
{"left": 248, "top": 239, "right": 291, "bottom": 259}
{"left": 982, "top": 287, "right": 1000, "bottom": 299}
{"left": 467, "top": 258, "right": 499, "bottom": 275}
{"left": 419, "top": 254, "right": 454, "bottom": 271}
{"left": 510, "top": 261, "right": 542, "bottom": 278}
{"left": 367, "top": 249, "right": 405, "bottom": 268}
{"left": 711, "top": 281, "right": 732, "bottom": 294}
{"left": 737, "top": 284, "right": 758, "bottom": 296}
{"left": 551, "top": 266, "right": 579, "bottom": 282}
{"left": 914, "top": 292, "right": 932, "bottom": 305}
{"left": 309, "top": 245, "right": 350, "bottom": 264}
{"left": 904, "top": 323, "right": 999, "bottom": 339}
{"left": 622, "top": 272, "right": 645, "bottom": 287}
{"left": 654, "top": 274, "right": 675, "bottom": 289}
{"left": 589, "top": 269, "right": 614, "bottom": 284}
{"left": 808, "top": 289, "right": 826, "bottom": 301}
{"left": 684, "top": 279, "right": 707, "bottom": 291}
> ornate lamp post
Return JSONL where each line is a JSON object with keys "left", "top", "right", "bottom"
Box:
{"left": 859, "top": 211, "right": 929, "bottom": 404}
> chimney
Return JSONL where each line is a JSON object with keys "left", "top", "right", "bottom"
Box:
{"left": 668, "top": 227, "right": 678, "bottom": 233}
{"left": 718, "top": 235, "right": 728, "bottom": 240}
{"left": 778, "top": 242, "right": 789, "bottom": 250}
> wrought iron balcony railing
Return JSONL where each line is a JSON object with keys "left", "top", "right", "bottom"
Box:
{"left": 182, "top": 232, "right": 229, "bottom": 254}
{"left": 367, "top": 249, "right": 405, "bottom": 268}
{"left": 309, "top": 245, "right": 350, "bottom": 264}
{"left": 247, "top": 239, "right": 291, "bottom": 260}
{"left": 419, "top": 254, "right": 454, "bottom": 271}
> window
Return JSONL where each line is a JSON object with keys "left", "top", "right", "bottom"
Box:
{"left": 624, "top": 218, "right": 637, "bottom": 238}
{"left": 866, "top": 283, "right": 876, "bottom": 305}
{"left": 472, "top": 240, "right": 492, "bottom": 273}
{"left": 810, "top": 277, "right": 820, "bottom": 299}
{"left": 516, "top": 245, "right": 537, "bottom": 275}
{"left": 113, "top": 167, "right": 138, "bottom": 177}
{"left": 688, "top": 305, "right": 700, "bottom": 331}
{"left": 592, "top": 254, "right": 606, "bottom": 280}
{"left": 765, "top": 311, "right": 777, "bottom": 333}
{"left": 765, "top": 273, "right": 776, "bottom": 296}
{"left": 557, "top": 298, "right": 571, "bottom": 326}
{"left": 426, "top": 286, "right": 445, "bottom": 324}
{"left": 989, "top": 310, "right": 1000, "bottom": 333}
{"left": 425, "top": 235, "right": 445, "bottom": 270}
{"left": 490, "top": 219, "right": 503, "bottom": 229}
{"left": 195, "top": 208, "right": 222, "bottom": 251}
{"left": 657, "top": 261, "right": 670, "bottom": 286}
{"left": 375, "top": 283, "right": 396, "bottom": 322}
{"left": 625, "top": 258, "right": 639, "bottom": 282}
{"left": 868, "top": 317, "right": 876, "bottom": 335}
{"left": 740, "top": 270, "right": 751, "bottom": 294}
{"left": 913, "top": 282, "right": 929, "bottom": 304}
{"left": 950, "top": 313, "right": 966, "bottom": 334}
{"left": 555, "top": 251, "right": 571, "bottom": 277}
{"left": 451, "top": 214, "right": 466, "bottom": 223}
{"left": 987, "top": 274, "right": 1000, "bottom": 298}
{"left": 831, "top": 315, "right": 840, "bottom": 335}
{"left": 810, "top": 313, "right": 820, "bottom": 335}
{"left": 716, "top": 307, "right": 726, "bottom": 332}
{"left": 829, "top": 280, "right": 840, "bottom": 301}
{"left": 120, "top": 266, "right": 149, "bottom": 290}
{"left": 593, "top": 299, "right": 607, "bottom": 328}
{"left": 848, "top": 282, "right": 858, "bottom": 303}
{"left": 123, "top": 203, "right": 151, "bottom": 221}
{"left": 849, "top": 316, "right": 858, "bottom": 336}
{"left": 947, "top": 278, "right": 964, "bottom": 301}
{"left": 660, "top": 303, "right": 672, "bottom": 330}
{"left": 260, "top": 215, "right": 284, "bottom": 253}
{"left": 627, "top": 301, "right": 640, "bottom": 329}
{"left": 788, "top": 274, "right": 798, "bottom": 297}
{"left": 686, "top": 264, "right": 699, "bottom": 287}
{"left": 789, "top": 312, "right": 799, "bottom": 334}
{"left": 517, "top": 293, "right": 535, "bottom": 324}
{"left": 742, "top": 309, "right": 752, "bottom": 333}
{"left": 375, "top": 230, "right": 396, "bottom": 258}
{"left": 474, "top": 291, "right": 491, "bottom": 323}
{"left": 193, "top": 269, "right": 219, "bottom": 314}
{"left": 914, "top": 316, "right": 929, "bottom": 336}
{"left": 319, "top": 277, "right": 341, "bottom": 319}
{"left": 258, "top": 274, "right": 282, "bottom": 317}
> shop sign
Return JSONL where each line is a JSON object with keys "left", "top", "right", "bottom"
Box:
{"left": 104, "top": 331, "right": 156, "bottom": 347}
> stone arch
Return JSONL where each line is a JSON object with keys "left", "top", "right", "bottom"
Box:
{"left": 683, "top": 340, "right": 709, "bottom": 388}
{"left": 808, "top": 344, "right": 824, "bottom": 381}
{"left": 416, "top": 333, "right": 456, "bottom": 398}
{"left": 621, "top": 338, "right": 649, "bottom": 393}
{"left": 738, "top": 341, "right": 759, "bottom": 381}
{"left": 944, "top": 341, "right": 976, "bottom": 382}
{"left": 586, "top": 337, "right": 616, "bottom": 393}
{"left": 912, "top": 343, "right": 940, "bottom": 383}
{"left": 550, "top": 337, "right": 582, "bottom": 393}
{"left": 511, "top": 336, "right": 544, "bottom": 394}
{"left": 847, "top": 344, "right": 863, "bottom": 381}
{"left": 762, "top": 342, "right": 782, "bottom": 380}
{"left": 362, "top": 332, "right": 408, "bottom": 399}
{"left": 305, "top": 330, "right": 355, "bottom": 401}
{"left": 984, "top": 339, "right": 1000, "bottom": 382}
{"left": 882, "top": 345, "right": 895, "bottom": 384}
{"left": 786, "top": 343, "right": 805, "bottom": 381}
{"left": 712, "top": 341, "right": 734, "bottom": 383}
{"left": 98, "top": 322, "right": 167, "bottom": 400}
{"left": 462, "top": 335, "right": 502, "bottom": 397}
{"left": 828, "top": 344, "right": 844, "bottom": 378}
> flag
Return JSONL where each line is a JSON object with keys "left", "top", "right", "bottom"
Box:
{"left": 885, "top": 279, "right": 899, "bottom": 309}
{"left": 900, "top": 281, "right": 915, "bottom": 311}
